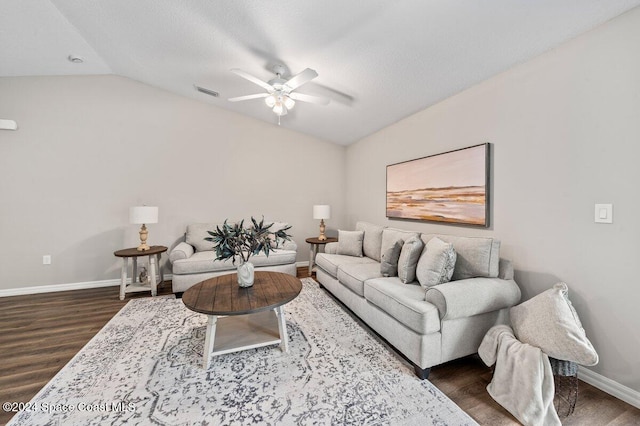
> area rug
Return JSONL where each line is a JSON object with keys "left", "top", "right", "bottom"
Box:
{"left": 8, "top": 279, "right": 477, "bottom": 426}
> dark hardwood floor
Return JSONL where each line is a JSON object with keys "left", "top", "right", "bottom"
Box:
{"left": 1, "top": 267, "right": 638, "bottom": 425}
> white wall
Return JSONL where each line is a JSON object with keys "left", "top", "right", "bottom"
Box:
{"left": 0, "top": 75, "right": 345, "bottom": 290}
{"left": 345, "top": 8, "right": 640, "bottom": 391}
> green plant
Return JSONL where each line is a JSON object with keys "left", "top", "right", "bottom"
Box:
{"left": 205, "top": 217, "right": 292, "bottom": 264}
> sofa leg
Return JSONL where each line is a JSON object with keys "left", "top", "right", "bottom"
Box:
{"left": 414, "top": 365, "right": 430, "bottom": 380}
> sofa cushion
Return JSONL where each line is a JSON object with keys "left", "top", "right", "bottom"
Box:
{"left": 337, "top": 230, "right": 364, "bottom": 257}
{"left": 186, "top": 223, "right": 219, "bottom": 252}
{"left": 315, "top": 253, "right": 376, "bottom": 278}
{"left": 381, "top": 228, "right": 420, "bottom": 260}
{"left": 356, "top": 221, "right": 385, "bottom": 261}
{"left": 421, "top": 234, "right": 500, "bottom": 280}
{"left": 172, "top": 249, "right": 297, "bottom": 275}
{"left": 416, "top": 237, "right": 457, "bottom": 287}
{"left": 337, "top": 263, "right": 383, "bottom": 297}
{"left": 397, "top": 236, "right": 424, "bottom": 284}
{"left": 364, "top": 278, "right": 440, "bottom": 334}
{"left": 510, "top": 282, "right": 598, "bottom": 366}
{"left": 380, "top": 240, "right": 403, "bottom": 277}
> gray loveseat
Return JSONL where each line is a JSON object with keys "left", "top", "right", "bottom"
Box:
{"left": 169, "top": 222, "right": 298, "bottom": 292}
{"left": 315, "top": 221, "right": 521, "bottom": 379}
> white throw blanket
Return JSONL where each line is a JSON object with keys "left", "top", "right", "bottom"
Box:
{"left": 478, "top": 325, "right": 560, "bottom": 426}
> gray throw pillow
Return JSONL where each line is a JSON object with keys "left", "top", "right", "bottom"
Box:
{"left": 380, "top": 240, "right": 403, "bottom": 277}
{"left": 510, "top": 282, "right": 598, "bottom": 366}
{"left": 416, "top": 237, "right": 457, "bottom": 288}
{"left": 397, "top": 236, "right": 424, "bottom": 284}
{"left": 337, "top": 230, "right": 364, "bottom": 257}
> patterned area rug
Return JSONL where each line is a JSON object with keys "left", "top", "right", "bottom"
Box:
{"left": 8, "top": 279, "right": 476, "bottom": 425}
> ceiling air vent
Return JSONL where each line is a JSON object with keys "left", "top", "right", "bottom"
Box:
{"left": 194, "top": 85, "right": 219, "bottom": 97}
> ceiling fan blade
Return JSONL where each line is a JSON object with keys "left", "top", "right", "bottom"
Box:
{"left": 289, "top": 92, "right": 330, "bottom": 105}
{"left": 230, "top": 68, "right": 274, "bottom": 92}
{"left": 283, "top": 68, "right": 318, "bottom": 91}
{"left": 228, "top": 93, "right": 270, "bottom": 102}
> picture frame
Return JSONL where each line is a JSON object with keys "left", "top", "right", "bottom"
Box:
{"left": 386, "top": 143, "right": 490, "bottom": 227}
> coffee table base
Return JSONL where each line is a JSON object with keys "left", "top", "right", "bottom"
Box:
{"left": 202, "top": 306, "right": 289, "bottom": 369}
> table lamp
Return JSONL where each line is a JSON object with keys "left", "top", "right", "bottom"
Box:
{"left": 130, "top": 206, "right": 158, "bottom": 251}
{"left": 313, "top": 205, "right": 331, "bottom": 241}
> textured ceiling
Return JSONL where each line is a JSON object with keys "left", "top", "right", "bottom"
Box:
{"left": 2, "top": 0, "right": 639, "bottom": 145}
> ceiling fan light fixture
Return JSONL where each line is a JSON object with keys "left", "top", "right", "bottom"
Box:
{"left": 265, "top": 94, "right": 276, "bottom": 108}
{"left": 284, "top": 95, "right": 295, "bottom": 110}
{"left": 273, "top": 102, "right": 285, "bottom": 116}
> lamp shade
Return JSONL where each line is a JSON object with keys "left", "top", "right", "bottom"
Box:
{"left": 313, "top": 205, "right": 331, "bottom": 220}
{"left": 130, "top": 206, "right": 158, "bottom": 224}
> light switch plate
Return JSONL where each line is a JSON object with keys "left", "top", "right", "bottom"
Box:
{"left": 594, "top": 204, "right": 613, "bottom": 223}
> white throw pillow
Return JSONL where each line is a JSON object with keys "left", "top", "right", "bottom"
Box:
{"left": 416, "top": 237, "right": 457, "bottom": 287}
{"left": 337, "top": 230, "right": 364, "bottom": 257}
{"left": 510, "top": 282, "right": 598, "bottom": 366}
{"left": 397, "top": 236, "right": 424, "bottom": 284}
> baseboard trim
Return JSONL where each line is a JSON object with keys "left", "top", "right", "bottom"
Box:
{"left": 0, "top": 274, "right": 174, "bottom": 298}
{"left": 296, "top": 261, "right": 310, "bottom": 268}
{"left": 578, "top": 367, "right": 640, "bottom": 409}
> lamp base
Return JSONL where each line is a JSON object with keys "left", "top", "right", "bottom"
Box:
{"left": 137, "top": 224, "right": 150, "bottom": 251}
{"left": 318, "top": 219, "right": 327, "bottom": 241}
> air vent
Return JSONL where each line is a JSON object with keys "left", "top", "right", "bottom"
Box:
{"left": 194, "top": 85, "right": 219, "bottom": 97}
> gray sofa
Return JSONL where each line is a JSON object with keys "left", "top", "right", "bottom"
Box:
{"left": 315, "top": 221, "right": 521, "bottom": 379}
{"left": 169, "top": 222, "right": 298, "bottom": 292}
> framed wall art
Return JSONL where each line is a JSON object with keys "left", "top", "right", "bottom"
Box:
{"left": 386, "top": 143, "right": 490, "bottom": 227}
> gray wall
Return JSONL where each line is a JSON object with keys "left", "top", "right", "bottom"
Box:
{"left": 345, "top": 8, "right": 640, "bottom": 391}
{"left": 0, "top": 75, "right": 345, "bottom": 289}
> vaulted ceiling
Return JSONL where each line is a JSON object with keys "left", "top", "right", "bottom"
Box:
{"left": 2, "top": 1, "right": 639, "bottom": 145}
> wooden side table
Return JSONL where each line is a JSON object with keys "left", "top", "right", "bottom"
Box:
{"left": 305, "top": 237, "right": 338, "bottom": 276}
{"left": 114, "top": 245, "right": 167, "bottom": 300}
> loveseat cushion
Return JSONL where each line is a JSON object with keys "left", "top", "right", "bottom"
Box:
{"left": 356, "top": 221, "right": 385, "bottom": 261}
{"left": 337, "top": 263, "right": 383, "bottom": 297}
{"left": 172, "top": 249, "right": 297, "bottom": 275}
{"left": 315, "top": 253, "right": 376, "bottom": 278}
{"left": 421, "top": 234, "right": 500, "bottom": 280}
{"left": 364, "top": 278, "right": 440, "bottom": 334}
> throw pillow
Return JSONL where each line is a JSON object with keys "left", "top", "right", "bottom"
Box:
{"left": 356, "top": 221, "right": 385, "bottom": 261}
{"left": 416, "top": 237, "right": 457, "bottom": 287}
{"left": 380, "top": 240, "right": 403, "bottom": 277}
{"left": 397, "top": 236, "right": 424, "bottom": 284}
{"left": 510, "top": 282, "right": 598, "bottom": 366}
{"left": 337, "top": 230, "right": 364, "bottom": 257}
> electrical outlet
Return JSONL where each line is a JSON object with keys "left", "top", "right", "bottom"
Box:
{"left": 43, "top": 255, "right": 51, "bottom": 265}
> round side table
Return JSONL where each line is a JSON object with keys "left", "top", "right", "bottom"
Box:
{"left": 305, "top": 237, "right": 338, "bottom": 276}
{"left": 114, "top": 245, "right": 167, "bottom": 300}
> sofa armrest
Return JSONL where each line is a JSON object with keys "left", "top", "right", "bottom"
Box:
{"left": 169, "top": 242, "right": 195, "bottom": 263}
{"left": 425, "top": 278, "right": 521, "bottom": 320}
{"left": 498, "top": 258, "right": 514, "bottom": 280}
{"left": 325, "top": 242, "right": 338, "bottom": 254}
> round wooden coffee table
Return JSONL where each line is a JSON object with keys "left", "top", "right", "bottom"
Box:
{"left": 182, "top": 271, "right": 303, "bottom": 368}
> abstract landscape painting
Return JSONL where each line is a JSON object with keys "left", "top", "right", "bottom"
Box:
{"left": 386, "top": 144, "right": 489, "bottom": 226}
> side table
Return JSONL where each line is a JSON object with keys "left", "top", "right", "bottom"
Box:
{"left": 305, "top": 237, "right": 338, "bottom": 276}
{"left": 114, "top": 245, "right": 167, "bottom": 300}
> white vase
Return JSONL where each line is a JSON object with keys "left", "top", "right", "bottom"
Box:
{"left": 237, "top": 260, "right": 255, "bottom": 288}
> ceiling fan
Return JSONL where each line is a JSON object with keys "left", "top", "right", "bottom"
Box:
{"left": 228, "top": 64, "right": 330, "bottom": 122}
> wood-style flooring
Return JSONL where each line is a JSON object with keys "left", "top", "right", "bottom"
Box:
{"left": 0, "top": 267, "right": 638, "bottom": 425}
